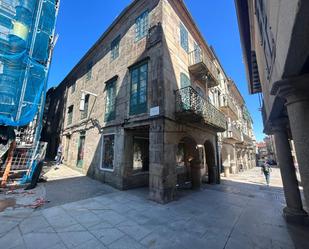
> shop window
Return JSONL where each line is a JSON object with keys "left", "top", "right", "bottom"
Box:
{"left": 76, "top": 131, "right": 86, "bottom": 168}
{"left": 101, "top": 134, "right": 115, "bottom": 170}
{"left": 133, "top": 136, "right": 149, "bottom": 171}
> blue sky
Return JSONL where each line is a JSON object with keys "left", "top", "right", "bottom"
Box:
{"left": 48, "top": 0, "right": 265, "bottom": 141}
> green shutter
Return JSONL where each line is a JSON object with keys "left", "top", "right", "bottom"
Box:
{"left": 111, "top": 36, "right": 120, "bottom": 60}
{"left": 180, "top": 23, "right": 188, "bottom": 52}
{"left": 130, "top": 62, "right": 148, "bottom": 115}
{"left": 135, "top": 10, "right": 149, "bottom": 41}
{"left": 105, "top": 79, "right": 116, "bottom": 121}
{"left": 180, "top": 73, "right": 190, "bottom": 88}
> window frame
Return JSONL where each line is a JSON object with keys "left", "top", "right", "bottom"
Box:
{"left": 71, "top": 82, "right": 76, "bottom": 94}
{"left": 86, "top": 62, "right": 93, "bottom": 81}
{"left": 76, "top": 131, "right": 86, "bottom": 168}
{"left": 67, "top": 105, "right": 74, "bottom": 125}
{"left": 104, "top": 78, "right": 117, "bottom": 122}
{"left": 111, "top": 35, "right": 120, "bottom": 61}
{"left": 135, "top": 10, "right": 149, "bottom": 42}
{"left": 100, "top": 134, "right": 115, "bottom": 171}
{"left": 180, "top": 72, "right": 191, "bottom": 88}
{"left": 180, "top": 22, "right": 189, "bottom": 53}
{"left": 129, "top": 61, "right": 148, "bottom": 115}
{"left": 80, "top": 94, "right": 89, "bottom": 120}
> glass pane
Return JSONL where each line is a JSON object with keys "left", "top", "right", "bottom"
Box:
{"left": 102, "top": 135, "right": 114, "bottom": 169}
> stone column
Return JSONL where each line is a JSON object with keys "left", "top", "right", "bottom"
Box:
{"left": 149, "top": 120, "right": 176, "bottom": 203}
{"left": 272, "top": 75, "right": 309, "bottom": 212}
{"left": 272, "top": 120, "right": 308, "bottom": 222}
{"left": 223, "top": 153, "right": 231, "bottom": 177}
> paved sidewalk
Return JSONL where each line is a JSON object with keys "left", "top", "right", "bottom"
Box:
{"left": 1, "top": 167, "right": 309, "bottom": 249}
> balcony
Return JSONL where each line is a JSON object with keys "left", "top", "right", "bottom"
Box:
{"left": 223, "top": 123, "right": 242, "bottom": 141}
{"left": 219, "top": 94, "right": 238, "bottom": 120}
{"left": 243, "top": 133, "right": 253, "bottom": 144}
{"left": 188, "top": 49, "right": 220, "bottom": 88}
{"left": 175, "top": 86, "right": 227, "bottom": 132}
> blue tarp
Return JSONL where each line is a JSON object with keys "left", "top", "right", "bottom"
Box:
{"left": 0, "top": 0, "right": 57, "bottom": 126}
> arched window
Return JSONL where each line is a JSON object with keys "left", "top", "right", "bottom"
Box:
{"left": 180, "top": 73, "right": 191, "bottom": 88}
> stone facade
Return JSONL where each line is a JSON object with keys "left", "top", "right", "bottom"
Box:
{"left": 217, "top": 77, "right": 256, "bottom": 177}
{"left": 235, "top": 0, "right": 309, "bottom": 221}
{"left": 44, "top": 0, "right": 253, "bottom": 203}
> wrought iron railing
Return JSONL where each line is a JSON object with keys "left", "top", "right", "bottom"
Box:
{"left": 220, "top": 94, "right": 238, "bottom": 117}
{"left": 175, "top": 86, "right": 227, "bottom": 130}
{"left": 188, "top": 48, "right": 220, "bottom": 84}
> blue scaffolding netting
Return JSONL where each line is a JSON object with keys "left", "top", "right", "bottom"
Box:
{"left": 0, "top": 0, "right": 57, "bottom": 126}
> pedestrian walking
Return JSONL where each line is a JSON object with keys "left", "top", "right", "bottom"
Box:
{"left": 261, "top": 160, "right": 272, "bottom": 186}
{"left": 55, "top": 143, "right": 63, "bottom": 168}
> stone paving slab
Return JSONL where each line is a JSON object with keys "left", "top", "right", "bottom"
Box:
{"left": 0, "top": 167, "right": 309, "bottom": 249}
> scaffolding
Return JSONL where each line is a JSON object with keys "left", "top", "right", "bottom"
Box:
{"left": 0, "top": 0, "right": 59, "bottom": 187}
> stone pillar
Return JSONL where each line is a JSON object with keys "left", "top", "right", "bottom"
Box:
{"left": 272, "top": 120, "right": 308, "bottom": 222}
{"left": 149, "top": 120, "right": 176, "bottom": 203}
{"left": 272, "top": 75, "right": 309, "bottom": 212}
{"left": 223, "top": 153, "right": 230, "bottom": 177}
{"left": 230, "top": 146, "right": 237, "bottom": 174}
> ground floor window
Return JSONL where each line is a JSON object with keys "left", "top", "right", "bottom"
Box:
{"left": 101, "top": 134, "right": 115, "bottom": 170}
{"left": 76, "top": 132, "right": 86, "bottom": 168}
{"left": 176, "top": 142, "right": 185, "bottom": 167}
{"left": 133, "top": 136, "right": 149, "bottom": 172}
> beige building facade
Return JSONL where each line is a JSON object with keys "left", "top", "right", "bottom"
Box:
{"left": 235, "top": 0, "right": 309, "bottom": 221}
{"left": 44, "top": 0, "right": 254, "bottom": 203}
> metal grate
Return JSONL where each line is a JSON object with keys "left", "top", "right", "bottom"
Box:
{"left": 175, "top": 86, "right": 227, "bottom": 130}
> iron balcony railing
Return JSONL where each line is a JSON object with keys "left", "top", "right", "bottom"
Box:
{"left": 188, "top": 48, "right": 220, "bottom": 86}
{"left": 220, "top": 94, "right": 238, "bottom": 118}
{"left": 175, "top": 86, "right": 227, "bottom": 131}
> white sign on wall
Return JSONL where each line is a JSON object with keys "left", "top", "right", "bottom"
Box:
{"left": 150, "top": 106, "right": 160, "bottom": 116}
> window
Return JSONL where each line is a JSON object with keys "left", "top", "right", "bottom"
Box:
{"left": 101, "top": 134, "right": 115, "bottom": 170}
{"left": 180, "top": 73, "right": 190, "bottom": 88}
{"left": 86, "top": 62, "right": 92, "bottom": 81}
{"left": 180, "top": 23, "right": 188, "bottom": 53}
{"left": 194, "top": 42, "right": 202, "bottom": 63}
{"left": 133, "top": 136, "right": 149, "bottom": 172}
{"left": 111, "top": 36, "right": 120, "bottom": 60}
{"left": 71, "top": 82, "right": 76, "bottom": 94}
{"left": 130, "top": 62, "right": 148, "bottom": 115}
{"left": 80, "top": 94, "right": 89, "bottom": 120}
{"left": 105, "top": 78, "right": 116, "bottom": 121}
{"left": 77, "top": 131, "right": 86, "bottom": 168}
{"left": 67, "top": 105, "right": 73, "bottom": 125}
{"left": 135, "top": 10, "right": 149, "bottom": 41}
{"left": 176, "top": 143, "right": 185, "bottom": 167}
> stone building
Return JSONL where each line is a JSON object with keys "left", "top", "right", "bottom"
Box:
{"left": 217, "top": 76, "right": 256, "bottom": 177}
{"left": 235, "top": 0, "right": 309, "bottom": 220}
{"left": 44, "top": 0, "right": 253, "bottom": 203}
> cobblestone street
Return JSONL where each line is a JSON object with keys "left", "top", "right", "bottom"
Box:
{"left": 1, "top": 166, "right": 308, "bottom": 249}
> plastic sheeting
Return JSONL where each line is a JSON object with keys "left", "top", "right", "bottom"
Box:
{"left": 0, "top": 0, "right": 57, "bottom": 126}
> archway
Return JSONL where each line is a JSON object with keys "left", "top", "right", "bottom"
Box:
{"left": 176, "top": 136, "right": 200, "bottom": 189}
{"left": 204, "top": 140, "right": 217, "bottom": 184}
